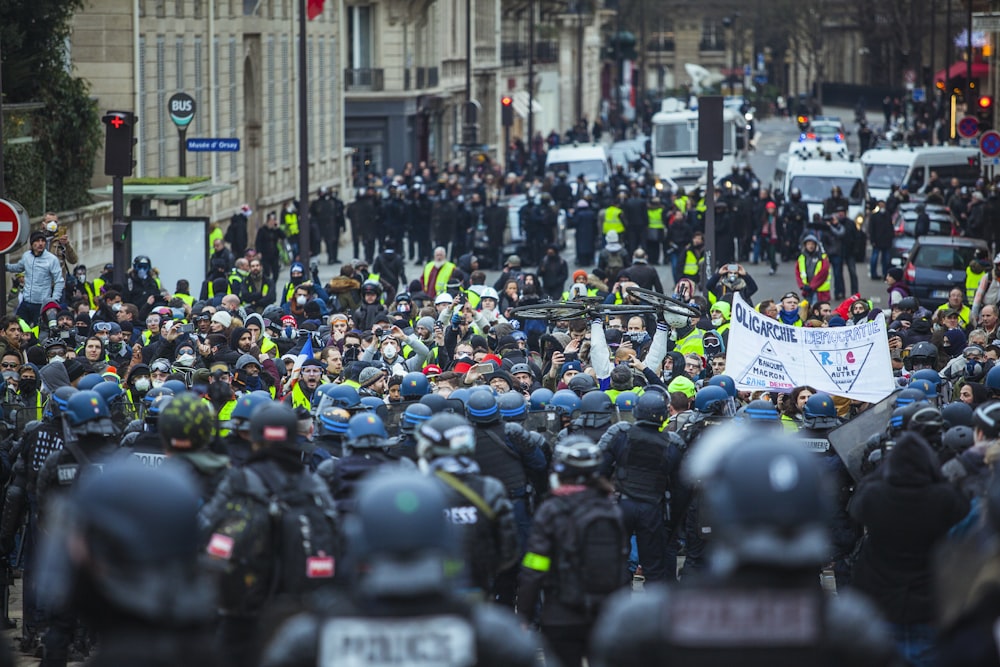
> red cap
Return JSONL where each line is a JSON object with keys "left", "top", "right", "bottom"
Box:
{"left": 765, "top": 201, "right": 777, "bottom": 210}
{"left": 423, "top": 364, "right": 443, "bottom": 376}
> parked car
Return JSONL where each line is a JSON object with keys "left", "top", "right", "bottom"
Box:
{"left": 903, "top": 236, "right": 988, "bottom": 308}
{"left": 890, "top": 202, "right": 957, "bottom": 267}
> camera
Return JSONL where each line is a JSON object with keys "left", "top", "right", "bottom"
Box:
{"left": 59, "top": 330, "right": 72, "bottom": 341}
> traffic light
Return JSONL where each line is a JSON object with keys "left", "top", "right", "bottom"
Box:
{"left": 501, "top": 96, "right": 514, "bottom": 127}
{"left": 102, "top": 111, "right": 137, "bottom": 177}
{"left": 977, "top": 95, "right": 994, "bottom": 132}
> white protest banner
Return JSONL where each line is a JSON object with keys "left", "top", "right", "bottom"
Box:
{"left": 727, "top": 293, "right": 895, "bottom": 402}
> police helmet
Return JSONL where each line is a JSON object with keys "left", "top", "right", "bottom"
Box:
{"left": 552, "top": 436, "right": 603, "bottom": 483}
{"left": 64, "top": 390, "right": 116, "bottom": 437}
{"left": 909, "top": 379, "right": 938, "bottom": 401}
{"left": 701, "top": 435, "right": 832, "bottom": 568}
{"left": 93, "top": 382, "right": 124, "bottom": 415}
{"left": 801, "top": 392, "right": 837, "bottom": 420}
{"left": 400, "top": 403, "right": 434, "bottom": 435}
{"left": 37, "top": 462, "right": 211, "bottom": 623}
{"left": 76, "top": 374, "right": 105, "bottom": 391}
{"left": 790, "top": 188, "right": 802, "bottom": 200}
{"left": 46, "top": 386, "right": 79, "bottom": 421}
{"left": 742, "top": 399, "right": 780, "bottom": 424}
{"left": 159, "top": 393, "right": 217, "bottom": 452}
{"left": 894, "top": 387, "right": 928, "bottom": 408}
{"left": 144, "top": 393, "right": 173, "bottom": 426}
{"left": 567, "top": 373, "right": 598, "bottom": 396}
{"left": 317, "top": 406, "right": 351, "bottom": 437}
{"left": 973, "top": 401, "right": 1000, "bottom": 438}
{"left": 229, "top": 392, "right": 271, "bottom": 430}
{"left": 360, "top": 395, "right": 389, "bottom": 415}
{"left": 132, "top": 255, "right": 152, "bottom": 271}
{"left": 449, "top": 388, "right": 472, "bottom": 405}
{"left": 141, "top": 385, "right": 174, "bottom": 409}
{"left": 943, "top": 425, "right": 975, "bottom": 456}
{"left": 418, "top": 393, "right": 451, "bottom": 414}
{"left": 941, "top": 401, "right": 974, "bottom": 429}
{"left": 634, "top": 392, "right": 668, "bottom": 425}
{"left": 694, "top": 385, "right": 730, "bottom": 415}
{"left": 361, "top": 280, "right": 381, "bottom": 296}
{"left": 346, "top": 412, "right": 389, "bottom": 449}
{"left": 416, "top": 413, "right": 476, "bottom": 460}
{"left": 985, "top": 365, "right": 1000, "bottom": 392}
{"left": 400, "top": 372, "right": 430, "bottom": 399}
{"left": 906, "top": 404, "right": 944, "bottom": 440}
{"left": 162, "top": 379, "right": 188, "bottom": 395}
{"left": 890, "top": 402, "right": 925, "bottom": 435}
{"left": 907, "top": 341, "right": 938, "bottom": 370}
{"left": 706, "top": 374, "right": 737, "bottom": 398}
{"left": 550, "top": 389, "right": 582, "bottom": 418}
{"left": 911, "top": 369, "right": 941, "bottom": 388}
{"left": 317, "top": 383, "right": 363, "bottom": 412}
{"left": 529, "top": 388, "right": 554, "bottom": 412}
{"left": 497, "top": 392, "right": 527, "bottom": 421}
{"left": 465, "top": 390, "right": 500, "bottom": 424}
{"left": 615, "top": 391, "right": 639, "bottom": 412}
{"left": 346, "top": 471, "right": 453, "bottom": 571}
{"left": 249, "top": 402, "right": 298, "bottom": 448}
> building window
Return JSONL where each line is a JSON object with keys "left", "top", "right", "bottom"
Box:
{"left": 176, "top": 0, "right": 184, "bottom": 18}
{"left": 347, "top": 5, "right": 372, "bottom": 70}
{"left": 700, "top": 18, "right": 725, "bottom": 51}
{"left": 193, "top": 0, "right": 202, "bottom": 19}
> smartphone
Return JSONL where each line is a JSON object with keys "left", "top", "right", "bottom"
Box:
{"left": 471, "top": 363, "right": 494, "bottom": 376}
{"left": 180, "top": 323, "right": 196, "bottom": 334}
{"left": 727, "top": 264, "right": 738, "bottom": 272}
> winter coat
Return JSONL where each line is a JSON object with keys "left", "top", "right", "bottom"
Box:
{"left": 850, "top": 433, "right": 969, "bottom": 624}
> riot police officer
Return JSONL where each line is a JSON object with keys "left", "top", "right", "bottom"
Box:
{"left": 127, "top": 392, "right": 173, "bottom": 468}
{"left": 159, "top": 393, "right": 230, "bottom": 504}
{"left": 519, "top": 436, "right": 628, "bottom": 666}
{"left": 559, "top": 390, "right": 615, "bottom": 442}
{"left": 598, "top": 392, "right": 685, "bottom": 582}
{"left": 416, "top": 413, "right": 518, "bottom": 597}
{"left": 590, "top": 433, "right": 896, "bottom": 667}
{"left": 200, "top": 402, "right": 340, "bottom": 667}
{"left": 259, "top": 471, "right": 543, "bottom": 667}
{"left": 37, "top": 463, "right": 219, "bottom": 666}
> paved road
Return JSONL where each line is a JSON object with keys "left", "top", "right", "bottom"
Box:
{"left": 309, "top": 107, "right": 889, "bottom": 311}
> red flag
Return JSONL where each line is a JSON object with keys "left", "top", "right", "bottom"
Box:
{"left": 307, "top": 0, "right": 324, "bottom": 20}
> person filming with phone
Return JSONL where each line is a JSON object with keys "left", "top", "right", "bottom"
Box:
{"left": 705, "top": 262, "right": 759, "bottom": 306}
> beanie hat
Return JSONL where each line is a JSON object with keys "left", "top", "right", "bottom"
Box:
{"left": 211, "top": 311, "right": 233, "bottom": 328}
{"left": 709, "top": 301, "right": 731, "bottom": 319}
{"left": 667, "top": 375, "right": 697, "bottom": 398}
{"left": 64, "top": 358, "right": 87, "bottom": 383}
{"left": 573, "top": 270, "right": 588, "bottom": 282}
{"left": 416, "top": 316, "right": 436, "bottom": 332}
{"left": 359, "top": 366, "right": 386, "bottom": 388}
{"left": 560, "top": 360, "right": 583, "bottom": 377}
{"left": 610, "top": 364, "right": 633, "bottom": 389}
{"left": 887, "top": 267, "right": 904, "bottom": 282}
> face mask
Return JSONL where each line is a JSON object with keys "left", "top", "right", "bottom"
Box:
{"left": 50, "top": 355, "right": 65, "bottom": 364}
{"left": 177, "top": 353, "right": 196, "bottom": 366}
{"left": 151, "top": 379, "right": 165, "bottom": 389}
{"left": 284, "top": 326, "right": 297, "bottom": 339}
{"left": 296, "top": 295, "right": 307, "bottom": 306}
{"left": 711, "top": 318, "right": 724, "bottom": 328}
{"left": 133, "top": 378, "right": 151, "bottom": 393}
{"left": 75, "top": 273, "right": 86, "bottom": 282}
{"left": 669, "top": 329, "right": 678, "bottom": 342}
{"left": 1, "top": 371, "right": 17, "bottom": 383}
{"left": 692, "top": 242, "right": 703, "bottom": 249}
{"left": 46, "top": 319, "right": 57, "bottom": 330}
{"left": 19, "top": 379, "right": 36, "bottom": 394}
{"left": 137, "top": 268, "right": 149, "bottom": 280}
{"left": 112, "top": 302, "right": 123, "bottom": 312}
{"left": 382, "top": 344, "right": 398, "bottom": 359}
{"left": 245, "top": 374, "right": 262, "bottom": 391}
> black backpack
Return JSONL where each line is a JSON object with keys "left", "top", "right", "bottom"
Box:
{"left": 552, "top": 493, "right": 627, "bottom": 617}
{"left": 248, "top": 465, "right": 340, "bottom": 600}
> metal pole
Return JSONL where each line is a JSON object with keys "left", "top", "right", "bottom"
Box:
{"left": 178, "top": 128, "right": 188, "bottom": 216}
{"left": 704, "top": 162, "right": 715, "bottom": 284}
{"left": 576, "top": 11, "right": 584, "bottom": 126}
{"left": 112, "top": 176, "right": 128, "bottom": 286}
{"left": 298, "top": 0, "right": 311, "bottom": 266}
{"left": 465, "top": 0, "right": 472, "bottom": 176}
{"left": 0, "top": 32, "right": 6, "bottom": 315}
{"left": 967, "top": 0, "right": 974, "bottom": 104}
{"left": 528, "top": 0, "right": 536, "bottom": 176}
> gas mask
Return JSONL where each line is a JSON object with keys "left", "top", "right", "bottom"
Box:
{"left": 137, "top": 268, "right": 149, "bottom": 280}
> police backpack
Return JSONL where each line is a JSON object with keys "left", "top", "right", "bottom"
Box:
{"left": 552, "top": 493, "right": 627, "bottom": 617}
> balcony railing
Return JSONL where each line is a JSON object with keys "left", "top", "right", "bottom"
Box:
{"left": 699, "top": 39, "right": 726, "bottom": 52}
{"left": 344, "top": 68, "right": 384, "bottom": 91}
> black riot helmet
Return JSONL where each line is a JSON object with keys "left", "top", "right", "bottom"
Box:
{"left": 159, "top": 392, "right": 217, "bottom": 452}
{"left": 701, "top": 434, "right": 833, "bottom": 569}
{"left": 579, "top": 391, "right": 614, "bottom": 428}
{"left": 249, "top": 402, "right": 299, "bottom": 449}
{"left": 567, "top": 373, "right": 599, "bottom": 397}
{"left": 906, "top": 404, "right": 944, "bottom": 442}
{"left": 344, "top": 470, "right": 455, "bottom": 596}
{"left": 634, "top": 392, "right": 669, "bottom": 426}
{"left": 36, "top": 462, "right": 214, "bottom": 624}
{"left": 465, "top": 390, "right": 500, "bottom": 424}
{"left": 552, "top": 435, "right": 604, "bottom": 484}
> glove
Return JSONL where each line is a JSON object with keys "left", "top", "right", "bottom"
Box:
{"left": 451, "top": 311, "right": 462, "bottom": 326}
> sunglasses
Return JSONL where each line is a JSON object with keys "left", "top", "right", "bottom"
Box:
{"left": 0, "top": 362, "right": 18, "bottom": 369}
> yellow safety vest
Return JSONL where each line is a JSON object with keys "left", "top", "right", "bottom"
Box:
{"left": 676, "top": 328, "right": 705, "bottom": 356}
{"left": 647, "top": 207, "right": 665, "bottom": 230}
{"left": 562, "top": 287, "right": 599, "bottom": 300}
{"left": 422, "top": 262, "right": 456, "bottom": 298}
{"left": 209, "top": 227, "right": 223, "bottom": 255}
{"left": 283, "top": 212, "right": 299, "bottom": 237}
{"left": 174, "top": 292, "right": 194, "bottom": 307}
{"left": 288, "top": 381, "right": 312, "bottom": 410}
{"left": 935, "top": 303, "right": 972, "bottom": 328}
{"left": 967, "top": 267, "right": 985, "bottom": 304}
{"left": 683, "top": 250, "right": 703, "bottom": 277}
{"left": 675, "top": 196, "right": 689, "bottom": 214}
{"left": 464, "top": 287, "right": 481, "bottom": 310}
{"left": 83, "top": 282, "right": 99, "bottom": 310}
{"left": 218, "top": 398, "right": 236, "bottom": 438}
{"left": 797, "top": 255, "right": 831, "bottom": 293}
{"left": 602, "top": 206, "right": 625, "bottom": 235}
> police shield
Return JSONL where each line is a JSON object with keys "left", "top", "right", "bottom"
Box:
{"left": 826, "top": 393, "right": 896, "bottom": 483}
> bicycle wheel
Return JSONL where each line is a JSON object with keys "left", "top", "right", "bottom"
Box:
{"left": 509, "top": 303, "right": 587, "bottom": 320}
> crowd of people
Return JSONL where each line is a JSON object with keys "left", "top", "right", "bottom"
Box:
{"left": 3, "top": 149, "right": 1000, "bottom": 667}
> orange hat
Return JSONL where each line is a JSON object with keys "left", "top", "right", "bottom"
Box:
{"left": 573, "top": 270, "right": 588, "bottom": 282}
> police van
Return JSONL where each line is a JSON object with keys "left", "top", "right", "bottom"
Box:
{"left": 861, "top": 146, "right": 980, "bottom": 203}
{"left": 544, "top": 144, "right": 613, "bottom": 195}
{"left": 773, "top": 155, "right": 866, "bottom": 223}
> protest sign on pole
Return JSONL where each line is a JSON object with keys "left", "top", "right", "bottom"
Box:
{"left": 727, "top": 293, "right": 895, "bottom": 403}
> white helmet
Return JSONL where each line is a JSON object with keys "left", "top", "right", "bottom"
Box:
{"left": 479, "top": 287, "right": 500, "bottom": 302}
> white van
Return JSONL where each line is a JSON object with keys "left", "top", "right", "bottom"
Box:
{"left": 775, "top": 155, "right": 866, "bottom": 223}
{"left": 861, "top": 146, "right": 980, "bottom": 202}
{"left": 544, "top": 144, "right": 612, "bottom": 194}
